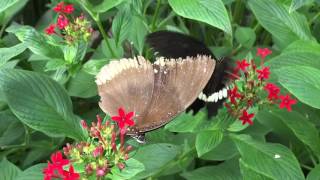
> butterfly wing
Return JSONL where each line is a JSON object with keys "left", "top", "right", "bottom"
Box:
{"left": 130, "top": 56, "right": 215, "bottom": 134}
{"left": 96, "top": 57, "right": 154, "bottom": 121}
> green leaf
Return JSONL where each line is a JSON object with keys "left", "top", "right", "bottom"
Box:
{"left": 0, "top": 0, "right": 28, "bottom": 25}
{"left": 275, "top": 66, "right": 320, "bottom": 109}
{"left": 239, "top": 159, "right": 273, "bottom": 180}
{"left": 268, "top": 40, "right": 320, "bottom": 70}
{"left": 112, "top": 6, "right": 132, "bottom": 47}
{"left": 289, "top": 0, "right": 314, "bottom": 12}
{"left": 45, "top": 60, "right": 66, "bottom": 71}
{"left": 111, "top": 158, "right": 145, "bottom": 180}
{"left": 6, "top": 24, "right": 63, "bottom": 59}
{"left": 89, "top": 0, "right": 125, "bottom": 13}
{"left": 67, "top": 70, "right": 97, "bottom": 98}
{"left": 0, "top": 43, "right": 26, "bottom": 66}
{"left": 128, "top": 16, "right": 147, "bottom": 54}
{"left": 259, "top": 110, "right": 320, "bottom": 158}
{"left": 248, "top": 0, "right": 313, "bottom": 49}
{"left": 181, "top": 158, "right": 242, "bottom": 180}
{"left": 0, "top": 158, "right": 21, "bottom": 180}
{"left": 0, "top": 0, "right": 23, "bottom": 13}
{"left": 132, "top": 143, "right": 180, "bottom": 179}
{"left": 165, "top": 110, "right": 206, "bottom": 133}
{"left": 0, "top": 110, "right": 25, "bottom": 147}
{"left": 0, "top": 69, "right": 85, "bottom": 140}
{"left": 15, "top": 163, "right": 46, "bottom": 180}
{"left": 235, "top": 27, "right": 256, "bottom": 48}
{"left": 201, "top": 135, "right": 238, "bottom": 161}
{"left": 168, "top": 0, "right": 232, "bottom": 35}
{"left": 307, "top": 163, "right": 320, "bottom": 180}
{"left": 83, "top": 59, "right": 108, "bottom": 75}
{"left": 196, "top": 130, "right": 223, "bottom": 157}
{"left": 231, "top": 134, "right": 304, "bottom": 180}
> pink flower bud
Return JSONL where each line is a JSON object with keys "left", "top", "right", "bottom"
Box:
{"left": 80, "top": 120, "right": 87, "bottom": 129}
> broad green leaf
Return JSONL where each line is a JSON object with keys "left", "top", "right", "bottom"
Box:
{"left": 0, "top": 0, "right": 23, "bottom": 13}
{"left": 248, "top": 0, "right": 313, "bottom": 49}
{"left": 201, "top": 135, "right": 238, "bottom": 161}
{"left": 289, "top": 0, "right": 314, "bottom": 12}
{"left": 0, "top": 158, "right": 21, "bottom": 180}
{"left": 83, "top": 59, "right": 108, "bottom": 75}
{"left": 15, "top": 163, "right": 46, "bottom": 180}
{"left": 0, "top": 43, "right": 26, "bottom": 66}
{"left": 0, "top": 0, "right": 28, "bottom": 25}
{"left": 0, "top": 110, "right": 25, "bottom": 147}
{"left": 235, "top": 27, "right": 256, "bottom": 48}
{"left": 268, "top": 40, "right": 320, "bottom": 70}
{"left": 111, "top": 158, "right": 145, "bottom": 180}
{"left": 67, "top": 70, "right": 97, "bottom": 98}
{"left": 165, "top": 110, "right": 206, "bottom": 133}
{"left": 239, "top": 159, "right": 272, "bottom": 180}
{"left": 168, "top": 0, "right": 232, "bottom": 35}
{"left": 45, "top": 60, "right": 66, "bottom": 71}
{"left": 132, "top": 143, "right": 180, "bottom": 179}
{"left": 196, "top": 130, "right": 223, "bottom": 157}
{"left": 0, "top": 69, "right": 85, "bottom": 140}
{"left": 307, "top": 163, "right": 320, "bottom": 180}
{"left": 259, "top": 110, "right": 320, "bottom": 158}
{"left": 112, "top": 6, "right": 132, "bottom": 47}
{"left": 275, "top": 66, "right": 320, "bottom": 109}
{"left": 6, "top": 24, "right": 63, "bottom": 59}
{"left": 128, "top": 16, "right": 147, "bottom": 54}
{"left": 181, "top": 158, "right": 242, "bottom": 180}
{"left": 89, "top": 0, "right": 125, "bottom": 13}
{"left": 231, "top": 134, "right": 304, "bottom": 180}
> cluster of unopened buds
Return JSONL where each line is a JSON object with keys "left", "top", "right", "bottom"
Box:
{"left": 45, "top": 2, "right": 93, "bottom": 44}
{"left": 225, "top": 48, "right": 297, "bottom": 125}
{"left": 43, "top": 111, "right": 135, "bottom": 180}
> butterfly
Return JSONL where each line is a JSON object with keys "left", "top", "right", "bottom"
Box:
{"left": 96, "top": 56, "right": 215, "bottom": 143}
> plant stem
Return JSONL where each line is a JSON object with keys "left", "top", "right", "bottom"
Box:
{"left": 300, "top": 163, "right": 313, "bottom": 171}
{"left": 95, "top": 16, "right": 116, "bottom": 58}
{"left": 151, "top": 0, "right": 162, "bottom": 32}
{"left": 309, "top": 11, "right": 320, "bottom": 25}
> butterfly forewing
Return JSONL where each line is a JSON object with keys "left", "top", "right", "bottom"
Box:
{"left": 96, "top": 56, "right": 215, "bottom": 135}
{"left": 96, "top": 57, "right": 154, "bottom": 121}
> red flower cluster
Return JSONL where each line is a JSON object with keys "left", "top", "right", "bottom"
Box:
{"left": 45, "top": 2, "right": 74, "bottom": 35}
{"left": 44, "top": 2, "right": 92, "bottom": 44}
{"left": 225, "top": 48, "right": 297, "bottom": 125}
{"left": 43, "top": 151, "right": 79, "bottom": 180}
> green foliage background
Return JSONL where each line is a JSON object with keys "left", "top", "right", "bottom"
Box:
{"left": 0, "top": 0, "right": 320, "bottom": 179}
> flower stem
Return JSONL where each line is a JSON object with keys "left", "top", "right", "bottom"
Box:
{"left": 95, "top": 16, "right": 116, "bottom": 58}
{"left": 151, "top": 0, "right": 162, "bottom": 32}
{"left": 309, "top": 11, "right": 320, "bottom": 25}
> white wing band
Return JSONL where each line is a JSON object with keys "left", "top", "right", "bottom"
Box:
{"left": 198, "top": 86, "right": 229, "bottom": 102}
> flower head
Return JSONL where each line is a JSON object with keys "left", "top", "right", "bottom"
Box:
{"left": 257, "top": 48, "right": 272, "bottom": 59}
{"left": 111, "top": 108, "right": 135, "bottom": 129}
{"left": 63, "top": 4, "right": 75, "bottom": 14}
{"left": 239, "top": 110, "right": 254, "bottom": 125}
{"left": 256, "top": 66, "right": 270, "bottom": 80}
{"left": 228, "top": 86, "right": 242, "bottom": 104}
{"left": 53, "top": 2, "right": 64, "bottom": 13}
{"left": 279, "top": 94, "right": 297, "bottom": 111}
{"left": 45, "top": 24, "right": 56, "bottom": 35}
{"left": 62, "top": 165, "right": 80, "bottom": 180}
{"left": 236, "top": 59, "right": 250, "bottom": 72}
{"left": 264, "top": 83, "right": 280, "bottom": 100}
{"left": 57, "top": 15, "right": 69, "bottom": 29}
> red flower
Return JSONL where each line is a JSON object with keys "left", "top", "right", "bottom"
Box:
{"left": 256, "top": 66, "right": 270, "bottom": 80}
{"left": 63, "top": 165, "right": 80, "bottom": 180}
{"left": 53, "top": 2, "right": 64, "bottom": 13}
{"left": 264, "top": 83, "right": 280, "bottom": 100}
{"left": 50, "top": 151, "right": 69, "bottom": 168}
{"left": 43, "top": 162, "right": 55, "bottom": 180}
{"left": 257, "top": 48, "right": 272, "bottom": 59}
{"left": 63, "top": 4, "right": 74, "bottom": 14}
{"left": 239, "top": 110, "right": 254, "bottom": 125}
{"left": 93, "top": 146, "right": 104, "bottom": 157}
{"left": 279, "top": 94, "right": 297, "bottom": 112}
{"left": 236, "top": 59, "right": 250, "bottom": 72}
{"left": 57, "top": 15, "right": 69, "bottom": 29}
{"left": 228, "top": 86, "right": 242, "bottom": 104}
{"left": 111, "top": 108, "right": 135, "bottom": 129}
{"left": 45, "top": 24, "right": 56, "bottom": 35}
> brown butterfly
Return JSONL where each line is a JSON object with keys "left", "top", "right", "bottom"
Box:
{"left": 96, "top": 55, "right": 215, "bottom": 143}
